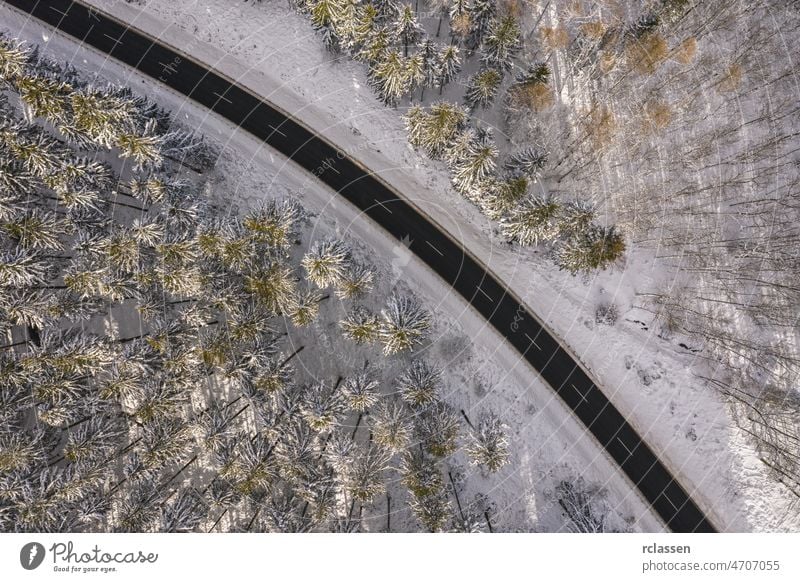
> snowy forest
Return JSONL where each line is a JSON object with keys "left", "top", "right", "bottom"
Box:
{"left": 0, "top": 32, "right": 552, "bottom": 533}
{"left": 275, "top": 0, "right": 800, "bottom": 498}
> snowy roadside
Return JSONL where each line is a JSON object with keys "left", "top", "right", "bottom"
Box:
{"left": 37, "top": 0, "right": 800, "bottom": 531}
{"left": 0, "top": 2, "right": 665, "bottom": 531}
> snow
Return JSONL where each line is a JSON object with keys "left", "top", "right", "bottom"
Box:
{"left": 7, "top": 0, "right": 797, "bottom": 531}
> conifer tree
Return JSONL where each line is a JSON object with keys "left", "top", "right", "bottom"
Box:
{"left": 302, "top": 239, "right": 350, "bottom": 288}
{"left": 397, "top": 359, "right": 441, "bottom": 407}
{"left": 555, "top": 225, "right": 626, "bottom": 274}
{"left": 449, "top": 128, "right": 498, "bottom": 196}
{"left": 342, "top": 369, "right": 380, "bottom": 412}
{"left": 500, "top": 195, "right": 561, "bottom": 246}
{"left": 371, "top": 399, "right": 412, "bottom": 452}
{"left": 464, "top": 67, "right": 502, "bottom": 110}
{"left": 504, "top": 146, "right": 547, "bottom": 180}
{"left": 340, "top": 306, "right": 381, "bottom": 344}
{"left": 395, "top": 5, "right": 423, "bottom": 57}
{"left": 436, "top": 44, "right": 461, "bottom": 92}
{"left": 370, "top": 49, "right": 411, "bottom": 106}
{"left": 481, "top": 15, "right": 520, "bottom": 71}
{"left": 415, "top": 401, "right": 460, "bottom": 457}
{"left": 379, "top": 294, "right": 431, "bottom": 355}
{"left": 465, "top": 412, "right": 510, "bottom": 472}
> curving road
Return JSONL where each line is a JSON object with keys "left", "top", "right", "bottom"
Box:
{"left": 5, "top": 0, "right": 716, "bottom": 532}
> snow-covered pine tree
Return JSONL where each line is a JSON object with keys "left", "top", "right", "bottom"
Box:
{"left": 405, "top": 52, "right": 426, "bottom": 95}
{"left": 404, "top": 101, "right": 467, "bottom": 159}
{"left": 463, "top": 67, "right": 502, "bottom": 109}
{"left": 0, "top": 37, "right": 28, "bottom": 81}
{"left": 415, "top": 401, "right": 460, "bottom": 457}
{"left": 341, "top": 368, "right": 380, "bottom": 412}
{"left": 504, "top": 146, "right": 547, "bottom": 180}
{"left": 479, "top": 175, "right": 528, "bottom": 220}
{"left": 557, "top": 200, "right": 596, "bottom": 238}
{"left": 394, "top": 4, "right": 423, "bottom": 56}
{"left": 288, "top": 286, "right": 324, "bottom": 326}
{"left": 370, "top": 48, "right": 411, "bottom": 106}
{"left": 465, "top": 412, "right": 510, "bottom": 472}
{"left": 397, "top": 358, "right": 442, "bottom": 407}
{"left": 379, "top": 293, "right": 431, "bottom": 354}
{"left": 309, "top": 0, "right": 346, "bottom": 52}
{"left": 418, "top": 40, "right": 440, "bottom": 100}
{"left": 555, "top": 224, "right": 626, "bottom": 274}
{"left": 500, "top": 194, "right": 561, "bottom": 246}
{"left": 341, "top": 444, "right": 391, "bottom": 502}
{"left": 449, "top": 127, "right": 498, "bottom": 196}
{"left": 301, "top": 239, "right": 350, "bottom": 288}
{"left": 481, "top": 14, "right": 520, "bottom": 71}
{"left": 370, "top": 398, "right": 412, "bottom": 452}
{"left": 340, "top": 306, "right": 381, "bottom": 344}
{"left": 335, "top": 261, "right": 375, "bottom": 299}
{"left": 465, "top": 0, "right": 496, "bottom": 52}
{"left": 435, "top": 44, "right": 461, "bottom": 92}
{"left": 299, "top": 380, "right": 346, "bottom": 432}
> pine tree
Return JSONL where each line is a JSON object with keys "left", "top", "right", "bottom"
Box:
{"left": 405, "top": 52, "right": 426, "bottom": 94}
{"left": 379, "top": 294, "right": 431, "bottom": 355}
{"left": 557, "top": 200, "right": 596, "bottom": 238}
{"left": 449, "top": 128, "right": 498, "bottom": 196}
{"left": 341, "top": 369, "right": 380, "bottom": 412}
{"left": 301, "top": 239, "right": 350, "bottom": 288}
{"left": 555, "top": 225, "right": 626, "bottom": 274}
{"left": 394, "top": 5, "right": 423, "bottom": 57}
{"left": 340, "top": 306, "right": 381, "bottom": 344}
{"left": 299, "top": 380, "right": 346, "bottom": 432}
{"left": 335, "top": 261, "right": 375, "bottom": 300}
{"left": 414, "top": 401, "right": 460, "bottom": 457}
{"left": 244, "top": 259, "right": 298, "bottom": 315}
{"left": 481, "top": 15, "right": 520, "bottom": 71}
{"left": 465, "top": 0, "right": 496, "bottom": 51}
{"left": 480, "top": 175, "right": 528, "bottom": 220}
{"left": 397, "top": 359, "right": 441, "bottom": 407}
{"left": 418, "top": 40, "right": 440, "bottom": 99}
{"left": 465, "top": 412, "right": 509, "bottom": 472}
{"left": 436, "top": 44, "right": 461, "bottom": 91}
{"left": 342, "top": 444, "right": 391, "bottom": 502}
{"left": 288, "top": 286, "right": 324, "bottom": 327}
{"left": 500, "top": 195, "right": 561, "bottom": 246}
{"left": 404, "top": 101, "right": 467, "bottom": 159}
{"left": 504, "top": 146, "right": 547, "bottom": 180}
{"left": 370, "top": 49, "right": 411, "bottom": 106}
{"left": 463, "top": 67, "right": 502, "bottom": 110}
{"left": 0, "top": 38, "right": 28, "bottom": 81}
{"left": 370, "top": 398, "right": 412, "bottom": 452}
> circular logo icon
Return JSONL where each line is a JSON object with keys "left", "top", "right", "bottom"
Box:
{"left": 20, "top": 542, "right": 46, "bottom": 570}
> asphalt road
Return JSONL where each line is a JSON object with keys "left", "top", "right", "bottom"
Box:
{"left": 5, "top": 0, "right": 716, "bottom": 532}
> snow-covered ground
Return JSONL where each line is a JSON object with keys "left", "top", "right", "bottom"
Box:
{"left": 12, "top": 0, "right": 798, "bottom": 530}
{"left": 0, "top": 2, "right": 672, "bottom": 531}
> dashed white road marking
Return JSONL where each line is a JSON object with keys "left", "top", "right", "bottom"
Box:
{"left": 476, "top": 285, "right": 493, "bottom": 302}
{"left": 267, "top": 124, "right": 286, "bottom": 137}
{"left": 213, "top": 92, "right": 232, "bottom": 104}
{"left": 524, "top": 333, "right": 541, "bottom": 350}
{"left": 425, "top": 241, "right": 444, "bottom": 256}
{"left": 103, "top": 33, "right": 123, "bottom": 47}
{"left": 374, "top": 199, "right": 393, "bottom": 214}
{"left": 616, "top": 436, "right": 634, "bottom": 456}
{"left": 572, "top": 383, "right": 589, "bottom": 404}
